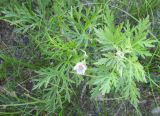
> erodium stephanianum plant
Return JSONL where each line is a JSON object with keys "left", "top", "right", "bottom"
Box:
{"left": 1, "top": 1, "right": 158, "bottom": 115}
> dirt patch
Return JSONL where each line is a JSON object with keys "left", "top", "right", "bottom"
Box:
{"left": 0, "top": 21, "right": 17, "bottom": 46}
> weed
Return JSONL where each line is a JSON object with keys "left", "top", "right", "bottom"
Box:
{"left": 0, "top": 0, "right": 159, "bottom": 115}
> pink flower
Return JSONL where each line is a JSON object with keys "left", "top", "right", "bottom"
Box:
{"left": 73, "top": 62, "right": 87, "bottom": 75}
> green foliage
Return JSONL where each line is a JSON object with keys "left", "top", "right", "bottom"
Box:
{"left": 63, "top": 4, "right": 102, "bottom": 48}
{"left": 0, "top": 0, "right": 57, "bottom": 34}
{"left": 0, "top": 0, "right": 159, "bottom": 115}
{"left": 90, "top": 5, "right": 157, "bottom": 108}
{"left": 33, "top": 67, "right": 74, "bottom": 112}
